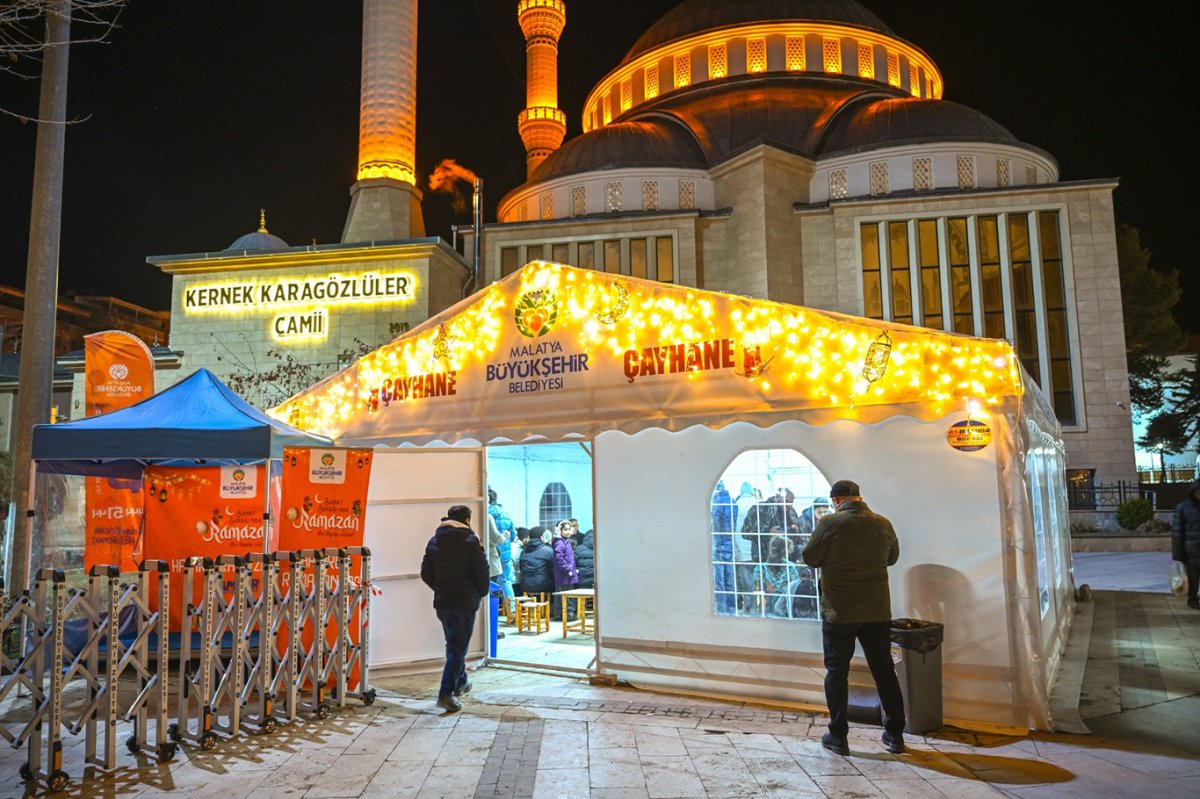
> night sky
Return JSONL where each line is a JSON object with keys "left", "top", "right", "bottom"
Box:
{"left": 1, "top": 1, "right": 1196, "bottom": 331}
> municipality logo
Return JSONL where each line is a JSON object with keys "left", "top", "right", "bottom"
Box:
{"left": 232, "top": 469, "right": 246, "bottom": 482}
{"left": 321, "top": 453, "right": 335, "bottom": 467}
{"left": 108, "top": 363, "right": 129, "bottom": 381}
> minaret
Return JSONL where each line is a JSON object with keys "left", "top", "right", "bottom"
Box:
{"left": 343, "top": 0, "right": 426, "bottom": 242}
{"left": 518, "top": 0, "right": 567, "bottom": 179}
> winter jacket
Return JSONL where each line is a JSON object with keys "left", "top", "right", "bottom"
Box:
{"left": 519, "top": 539, "right": 556, "bottom": 595}
{"left": 574, "top": 532, "right": 595, "bottom": 589}
{"left": 553, "top": 536, "right": 579, "bottom": 588}
{"left": 489, "top": 503, "right": 515, "bottom": 565}
{"left": 486, "top": 514, "right": 504, "bottom": 577}
{"left": 712, "top": 484, "right": 735, "bottom": 565}
{"left": 802, "top": 500, "right": 899, "bottom": 624}
{"left": 420, "top": 519, "right": 490, "bottom": 611}
{"left": 1172, "top": 479, "right": 1200, "bottom": 566}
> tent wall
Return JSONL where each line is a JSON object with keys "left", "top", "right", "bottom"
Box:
{"left": 594, "top": 418, "right": 1030, "bottom": 729}
{"left": 364, "top": 448, "right": 487, "bottom": 671}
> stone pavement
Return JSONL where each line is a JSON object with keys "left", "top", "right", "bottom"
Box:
{"left": 2, "top": 560, "right": 1199, "bottom": 798}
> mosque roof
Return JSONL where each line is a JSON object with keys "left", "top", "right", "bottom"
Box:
{"left": 622, "top": 0, "right": 893, "bottom": 65}
{"left": 226, "top": 210, "right": 288, "bottom": 251}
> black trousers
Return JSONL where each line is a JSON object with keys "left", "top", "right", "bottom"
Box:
{"left": 1187, "top": 561, "right": 1199, "bottom": 603}
{"left": 822, "top": 620, "right": 906, "bottom": 738}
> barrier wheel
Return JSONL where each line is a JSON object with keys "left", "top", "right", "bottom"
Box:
{"left": 362, "top": 689, "right": 376, "bottom": 706}
{"left": 49, "top": 770, "right": 70, "bottom": 793}
{"left": 167, "top": 723, "right": 182, "bottom": 743}
{"left": 260, "top": 718, "right": 278, "bottom": 735}
{"left": 315, "top": 703, "right": 331, "bottom": 720}
{"left": 200, "top": 732, "right": 218, "bottom": 751}
{"left": 18, "top": 763, "right": 30, "bottom": 781}
{"left": 157, "top": 742, "right": 177, "bottom": 762}
{"left": 126, "top": 735, "right": 140, "bottom": 754}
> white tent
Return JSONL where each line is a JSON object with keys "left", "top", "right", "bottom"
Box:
{"left": 274, "top": 262, "right": 1074, "bottom": 731}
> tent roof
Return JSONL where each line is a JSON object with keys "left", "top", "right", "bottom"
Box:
{"left": 33, "top": 368, "right": 332, "bottom": 476}
{"left": 272, "top": 262, "right": 1027, "bottom": 447}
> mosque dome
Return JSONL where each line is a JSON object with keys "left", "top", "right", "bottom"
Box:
{"left": 532, "top": 118, "right": 707, "bottom": 181}
{"left": 226, "top": 210, "right": 288, "bottom": 251}
{"left": 818, "top": 96, "right": 1025, "bottom": 157}
{"left": 622, "top": 0, "right": 893, "bottom": 65}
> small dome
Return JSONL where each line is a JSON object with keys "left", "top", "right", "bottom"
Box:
{"left": 532, "top": 118, "right": 707, "bottom": 181}
{"left": 818, "top": 97, "right": 1021, "bottom": 157}
{"left": 226, "top": 210, "right": 289, "bottom": 251}
{"left": 623, "top": 0, "right": 893, "bottom": 65}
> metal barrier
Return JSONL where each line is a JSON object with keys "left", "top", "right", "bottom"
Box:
{"left": 1, "top": 549, "right": 376, "bottom": 792}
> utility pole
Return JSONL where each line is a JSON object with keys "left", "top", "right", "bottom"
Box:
{"left": 6, "top": 0, "right": 72, "bottom": 593}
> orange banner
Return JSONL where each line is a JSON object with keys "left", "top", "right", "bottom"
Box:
{"left": 279, "top": 448, "right": 373, "bottom": 690}
{"left": 84, "top": 330, "right": 156, "bottom": 572}
{"left": 143, "top": 465, "right": 267, "bottom": 630}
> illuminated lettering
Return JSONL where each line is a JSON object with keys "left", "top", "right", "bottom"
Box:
{"left": 623, "top": 338, "right": 737, "bottom": 383}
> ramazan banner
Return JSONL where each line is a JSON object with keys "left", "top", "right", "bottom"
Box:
{"left": 279, "top": 447, "right": 373, "bottom": 690}
{"left": 84, "top": 330, "right": 156, "bottom": 572}
{"left": 271, "top": 262, "right": 1025, "bottom": 445}
{"left": 143, "top": 464, "right": 266, "bottom": 630}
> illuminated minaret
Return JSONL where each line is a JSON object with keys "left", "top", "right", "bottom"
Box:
{"left": 518, "top": 0, "right": 567, "bottom": 179}
{"left": 343, "top": 0, "right": 425, "bottom": 242}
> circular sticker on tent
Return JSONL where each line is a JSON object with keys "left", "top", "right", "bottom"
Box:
{"left": 947, "top": 419, "right": 992, "bottom": 452}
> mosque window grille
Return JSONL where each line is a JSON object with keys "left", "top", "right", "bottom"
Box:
{"left": 823, "top": 38, "right": 842, "bottom": 73}
{"left": 606, "top": 181, "right": 623, "bottom": 213}
{"left": 678, "top": 180, "right": 696, "bottom": 210}
{"left": 674, "top": 53, "right": 691, "bottom": 88}
{"left": 925, "top": 77, "right": 933, "bottom": 98}
{"left": 829, "top": 169, "right": 848, "bottom": 200}
{"left": 602, "top": 95, "right": 613, "bottom": 124}
{"left": 709, "top": 43, "right": 728, "bottom": 79}
{"left": 857, "top": 43, "right": 874, "bottom": 79}
{"left": 869, "top": 161, "right": 889, "bottom": 196}
{"left": 997, "top": 159, "right": 1011, "bottom": 188}
{"left": 747, "top": 38, "right": 767, "bottom": 74}
{"left": 620, "top": 78, "right": 633, "bottom": 112}
{"left": 957, "top": 155, "right": 976, "bottom": 189}
{"left": 913, "top": 157, "right": 933, "bottom": 191}
{"left": 645, "top": 65, "right": 660, "bottom": 99}
{"left": 570, "top": 185, "right": 587, "bottom": 217}
{"left": 518, "top": 204, "right": 529, "bottom": 222}
{"left": 886, "top": 52, "right": 901, "bottom": 87}
{"left": 785, "top": 36, "right": 805, "bottom": 71}
{"left": 642, "top": 180, "right": 660, "bottom": 212}
{"left": 1026, "top": 164, "right": 1038, "bottom": 185}
{"left": 540, "top": 192, "right": 554, "bottom": 220}
{"left": 909, "top": 65, "right": 920, "bottom": 96}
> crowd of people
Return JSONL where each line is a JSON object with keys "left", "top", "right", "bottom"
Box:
{"left": 711, "top": 479, "right": 827, "bottom": 619}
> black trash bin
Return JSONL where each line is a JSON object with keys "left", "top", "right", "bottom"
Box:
{"left": 890, "top": 618, "right": 944, "bottom": 734}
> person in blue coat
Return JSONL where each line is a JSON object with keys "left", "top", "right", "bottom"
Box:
{"left": 711, "top": 480, "right": 736, "bottom": 614}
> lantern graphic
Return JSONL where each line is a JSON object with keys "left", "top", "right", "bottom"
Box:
{"left": 861, "top": 330, "right": 893, "bottom": 385}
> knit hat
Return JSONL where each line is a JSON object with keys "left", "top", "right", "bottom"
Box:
{"left": 828, "top": 480, "right": 860, "bottom": 498}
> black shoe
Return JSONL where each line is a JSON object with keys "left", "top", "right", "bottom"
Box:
{"left": 820, "top": 732, "right": 850, "bottom": 756}
{"left": 1188, "top": 598, "right": 1200, "bottom": 610}
{"left": 497, "top": 631, "right": 506, "bottom": 639}
{"left": 436, "top": 695, "right": 462, "bottom": 713}
{"left": 454, "top": 679, "right": 472, "bottom": 697}
{"left": 882, "top": 731, "right": 906, "bottom": 754}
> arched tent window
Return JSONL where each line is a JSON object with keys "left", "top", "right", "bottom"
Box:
{"left": 711, "top": 449, "right": 830, "bottom": 620}
{"left": 539, "top": 482, "right": 572, "bottom": 529}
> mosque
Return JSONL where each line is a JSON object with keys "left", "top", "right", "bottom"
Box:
{"left": 147, "top": 0, "right": 1136, "bottom": 490}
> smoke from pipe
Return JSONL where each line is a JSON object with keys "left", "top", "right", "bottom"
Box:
{"left": 428, "top": 159, "right": 480, "bottom": 214}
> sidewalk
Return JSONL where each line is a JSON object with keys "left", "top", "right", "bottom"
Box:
{"left": 2, "top": 567, "right": 1198, "bottom": 798}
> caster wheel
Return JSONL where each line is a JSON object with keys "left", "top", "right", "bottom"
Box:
{"left": 200, "top": 732, "right": 218, "bottom": 751}
{"left": 126, "top": 735, "right": 140, "bottom": 755}
{"left": 167, "top": 723, "right": 181, "bottom": 743}
{"left": 315, "top": 703, "right": 330, "bottom": 720}
{"left": 157, "top": 743, "right": 177, "bottom": 762}
{"left": 19, "top": 763, "right": 31, "bottom": 781}
{"left": 362, "top": 689, "right": 376, "bottom": 707}
{"left": 260, "top": 718, "right": 278, "bottom": 735}
{"left": 49, "top": 770, "right": 69, "bottom": 793}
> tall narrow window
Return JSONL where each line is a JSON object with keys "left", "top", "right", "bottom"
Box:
{"left": 947, "top": 217, "right": 973, "bottom": 334}
{"left": 1026, "top": 164, "right": 1038, "bottom": 185}
{"left": 1039, "top": 212, "right": 1076, "bottom": 424}
{"left": 957, "top": 155, "right": 976, "bottom": 189}
{"left": 620, "top": 78, "right": 633, "bottom": 112}
{"left": 886, "top": 52, "right": 900, "bottom": 86}
{"left": 606, "top": 181, "right": 622, "bottom": 212}
{"left": 656, "top": 237, "right": 675, "bottom": 283}
{"left": 997, "top": 160, "right": 1011, "bottom": 187}
{"left": 645, "top": 65, "right": 660, "bottom": 99}
{"left": 501, "top": 247, "right": 520, "bottom": 277}
{"left": 913, "top": 157, "right": 932, "bottom": 191}
{"left": 1008, "top": 214, "right": 1040, "bottom": 382}
{"left": 747, "top": 39, "right": 767, "bottom": 73}
{"left": 909, "top": 64, "right": 920, "bottom": 96}
{"left": 551, "top": 243, "right": 569, "bottom": 264}
{"left": 977, "top": 216, "right": 1005, "bottom": 339}
{"left": 887, "top": 222, "right": 912, "bottom": 324}
{"left": 602, "top": 94, "right": 613, "bottom": 124}
{"left": 829, "top": 169, "right": 848, "bottom": 200}
{"left": 577, "top": 241, "right": 595, "bottom": 270}
{"left": 785, "top": 36, "right": 805, "bottom": 71}
{"left": 857, "top": 43, "right": 874, "bottom": 78}
{"left": 603, "top": 240, "right": 622, "bottom": 274}
{"left": 630, "top": 239, "right": 648, "bottom": 279}
{"left": 679, "top": 180, "right": 696, "bottom": 210}
{"left": 570, "top": 185, "right": 586, "bottom": 217}
{"left": 869, "top": 161, "right": 889, "bottom": 196}
{"left": 917, "top": 219, "right": 943, "bottom": 330}
{"left": 674, "top": 52, "right": 691, "bottom": 88}
{"left": 709, "top": 43, "right": 727, "bottom": 79}
{"left": 823, "top": 39, "right": 842, "bottom": 73}
{"left": 539, "top": 192, "right": 553, "bottom": 220}
{"left": 860, "top": 223, "right": 883, "bottom": 319}
{"left": 525, "top": 244, "right": 544, "bottom": 263}
{"left": 642, "top": 180, "right": 660, "bottom": 211}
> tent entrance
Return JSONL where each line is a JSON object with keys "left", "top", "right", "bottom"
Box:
{"left": 487, "top": 442, "right": 597, "bottom": 673}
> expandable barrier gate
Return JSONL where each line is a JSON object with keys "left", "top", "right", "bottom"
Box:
{"left": 0, "top": 548, "right": 373, "bottom": 793}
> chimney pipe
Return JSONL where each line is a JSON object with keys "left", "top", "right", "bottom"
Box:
{"left": 472, "top": 178, "right": 484, "bottom": 294}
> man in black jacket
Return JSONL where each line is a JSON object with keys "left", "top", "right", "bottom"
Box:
{"left": 1172, "top": 478, "right": 1200, "bottom": 610}
{"left": 420, "top": 505, "right": 490, "bottom": 712}
{"left": 518, "top": 527, "right": 555, "bottom": 597}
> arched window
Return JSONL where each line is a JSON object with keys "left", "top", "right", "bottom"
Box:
{"left": 539, "top": 482, "right": 572, "bottom": 529}
{"left": 711, "top": 449, "right": 830, "bottom": 620}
